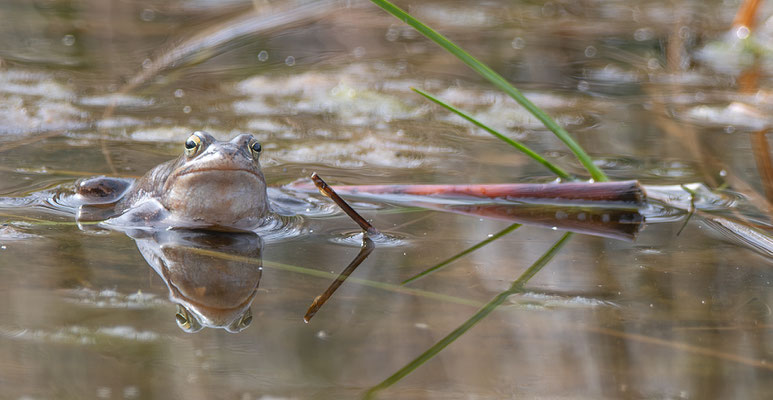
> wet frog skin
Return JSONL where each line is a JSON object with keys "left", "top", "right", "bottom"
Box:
{"left": 76, "top": 131, "right": 270, "bottom": 232}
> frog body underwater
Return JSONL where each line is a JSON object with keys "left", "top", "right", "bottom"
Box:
{"left": 75, "top": 131, "right": 270, "bottom": 232}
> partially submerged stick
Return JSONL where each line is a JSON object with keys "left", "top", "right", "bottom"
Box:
{"left": 311, "top": 172, "right": 382, "bottom": 237}
{"left": 305, "top": 173, "right": 382, "bottom": 322}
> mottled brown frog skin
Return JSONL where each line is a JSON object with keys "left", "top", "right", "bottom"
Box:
{"left": 77, "top": 131, "right": 269, "bottom": 231}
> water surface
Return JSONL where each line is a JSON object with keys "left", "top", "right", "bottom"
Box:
{"left": 1, "top": 0, "right": 773, "bottom": 399}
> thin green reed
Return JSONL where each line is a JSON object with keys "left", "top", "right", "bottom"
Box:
{"left": 413, "top": 88, "right": 574, "bottom": 181}
{"left": 368, "top": 0, "right": 608, "bottom": 182}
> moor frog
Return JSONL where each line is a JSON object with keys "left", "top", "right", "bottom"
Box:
{"left": 75, "top": 131, "right": 270, "bottom": 232}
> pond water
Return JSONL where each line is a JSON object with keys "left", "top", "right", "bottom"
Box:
{"left": 1, "top": 0, "right": 773, "bottom": 398}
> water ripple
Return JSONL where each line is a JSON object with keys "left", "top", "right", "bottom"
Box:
{"left": 328, "top": 229, "right": 409, "bottom": 247}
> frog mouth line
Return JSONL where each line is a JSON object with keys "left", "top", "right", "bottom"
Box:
{"left": 174, "top": 167, "right": 262, "bottom": 179}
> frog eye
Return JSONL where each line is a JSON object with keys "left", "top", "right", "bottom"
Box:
{"left": 184, "top": 134, "right": 202, "bottom": 157}
{"left": 249, "top": 140, "right": 262, "bottom": 157}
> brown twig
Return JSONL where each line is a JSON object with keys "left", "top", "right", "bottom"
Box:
{"left": 303, "top": 238, "right": 375, "bottom": 322}
{"left": 311, "top": 172, "right": 382, "bottom": 237}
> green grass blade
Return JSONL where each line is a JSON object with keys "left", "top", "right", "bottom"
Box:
{"left": 364, "top": 232, "right": 573, "bottom": 398}
{"left": 413, "top": 88, "right": 574, "bottom": 181}
{"left": 402, "top": 222, "right": 522, "bottom": 285}
{"left": 368, "top": 0, "right": 608, "bottom": 182}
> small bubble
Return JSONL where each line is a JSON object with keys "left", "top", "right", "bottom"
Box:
{"left": 724, "top": 126, "right": 736, "bottom": 134}
{"left": 719, "top": 169, "right": 727, "bottom": 177}
{"left": 487, "top": 234, "right": 494, "bottom": 238}
{"left": 140, "top": 8, "right": 156, "bottom": 22}
{"left": 174, "top": 89, "right": 184, "bottom": 98}
{"left": 736, "top": 26, "right": 750, "bottom": 39}
{"left": 183, "top": 106, "right": 191, "bottom": 114}
{"left": 414, "top": 323, "right": 429, "bottom": 329}
{"left": 316, "top": 330, "right": 328, "bottom": 339}
{"left": 634, "top": 27, "right": 654, "bottom": 41}
{"left": 1, "top": 245, "right": 6, "bottom": 250}
{"left": 584, "top": 46, "right": 597, "bottom": 57}
{"left": 511, "top": 37, "right": 525, "bottom": 50}
{"left": 257, "top": 50, "right": 268, "bottom": 62}
{"left": 62, "top": 34, "right": 75, "bottom": 46}
{"left": 285, "top": 56, "right": 295, "bottom": 66}
{"left": 577, "top": 80, "right": 590, "bottom": 91}
{"left": 141, "top": 59, "right": 153, "bottom": 69}
{"left": 678, "top": 26, "right": 691, "bottom": 39}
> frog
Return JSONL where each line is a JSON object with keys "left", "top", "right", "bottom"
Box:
{"left": 75, "top": 131, "right": 270, "bottom": 232}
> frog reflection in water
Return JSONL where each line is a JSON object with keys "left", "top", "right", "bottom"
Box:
{"left": 75, "top": 130, "right": 270, "bottom": 231}
{"left": 130, "top": 228, "right": 262, "bottom": 333}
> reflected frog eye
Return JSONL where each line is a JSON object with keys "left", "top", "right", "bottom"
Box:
{"left": 184, "top": 134, "right": 202, "bottom": 157}
{"left": 228, "top": 308, "right": 253, "bottom": 333}
{"left": 175, "top": 310, "right": 190, "bottom": 329}
{"left": 249, "top": 140, "right": 262, "bottom": 157}
{"left": 175, "top": 305, "right": 202, "bottom": 333}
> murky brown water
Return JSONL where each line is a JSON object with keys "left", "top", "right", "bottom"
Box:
{"left": 1, "top": 0, "right": 773, "bottom": 399}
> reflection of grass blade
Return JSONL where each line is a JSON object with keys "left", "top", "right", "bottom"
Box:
{"left": 365, "top": 232, "right": 573, "bottom": 399}
{"left": 413, "top": 88, "right": 573, "bottom": 181}
{"left": 368, "top": 0, "right": 608, "bottom": 182}
{"left": 402, "top": 222, "right": 522, "bottom": 285}
{"left": 187, "top": 247, "right": 483, "bottom": 307}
